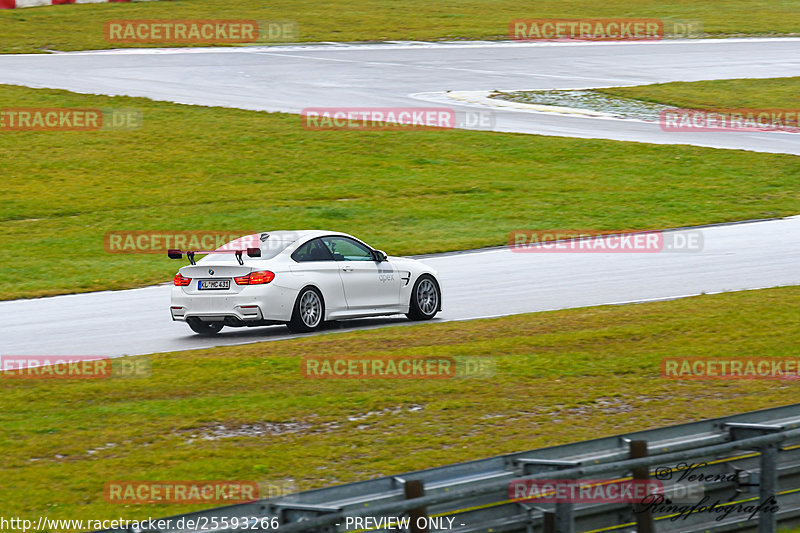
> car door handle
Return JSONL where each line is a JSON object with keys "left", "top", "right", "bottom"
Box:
{"left": 341, "top": 265, "right": 353, "bottom": 272}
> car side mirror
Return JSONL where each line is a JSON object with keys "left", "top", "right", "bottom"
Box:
{"left": 372, "top": 249, "right": 387, "bottom": 262}
{"left": 167, "top": 249, "right": 183, "bottom": 259}
{"left": 247, "top": 247, "right": 261, "bottom": 258}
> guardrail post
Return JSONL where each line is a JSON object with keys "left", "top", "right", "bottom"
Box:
{"left": 553, "top": 502, "right": 574, "bottom": 533}
{"left": 726, "top": 423, "right": 783, "bottom": 533}
{"left": 515, "top": 459, "right": 578, "bottom": 533}
{"left": 759, "top": 443, "right": 778, "bottom": 533}
{"left": 542, "top": 511, "right": 555, "bottom": 533}
{"left": 540, "top": 506, "right": 573, "bottom": 533}
{"left": 404, "top": 479, "right": 428, "bottom": 533}
{"left": 628, "top": 440, "right": 655, "bottom": 533}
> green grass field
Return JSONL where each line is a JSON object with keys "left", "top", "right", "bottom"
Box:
{"left": 597, "top": 76, "right": 800, "bottom": 110}
{"left": 1, "top": 0, "right": 800, "bottom": 54}
{"left": 2, "top": 83, "right": 799, "bottom": 300}
{"left": 2, "top": 285, "right": 799, "bottom": 520}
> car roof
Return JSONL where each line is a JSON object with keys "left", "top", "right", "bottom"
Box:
{"left": 246, "top": 230, "right": 351, "bottom": 243}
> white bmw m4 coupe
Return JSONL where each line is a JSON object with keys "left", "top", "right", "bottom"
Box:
{"left": 169, "top": 230, "right": 442, "bottom": 335}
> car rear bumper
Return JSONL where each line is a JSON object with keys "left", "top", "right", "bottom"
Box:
{"left": 170, "top": 305, "right": 266, "bottom": 323}
{"left": 170, "top": 284, "right": 294, "bottom": 324}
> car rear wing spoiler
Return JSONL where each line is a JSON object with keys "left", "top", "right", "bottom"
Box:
{"left": 167, "top": 247, "right": 261, "bottom": 265}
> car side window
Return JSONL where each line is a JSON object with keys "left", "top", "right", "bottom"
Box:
{"left": 291, "top": 238, "right": 335, "bottom": 262}
{"left": 322, "top": 236, "right": 373, "bottom": 261}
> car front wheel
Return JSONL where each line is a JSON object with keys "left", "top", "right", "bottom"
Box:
{"left": 287, "top": 287, "right": 325, "bottom": 332}
{"left": 407, "top": 275, "right": 440, "bottom": 321}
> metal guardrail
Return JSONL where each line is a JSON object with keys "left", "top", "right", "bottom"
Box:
{"left": 103, "top": 403, "right": 800, "bottom": 533}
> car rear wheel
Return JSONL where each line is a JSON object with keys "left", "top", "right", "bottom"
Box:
{"left": 407, "top": 275, "right": 440, "bottom": 321}
{"left": 287, "top": 287, "right": 325, "bottom": 332}
{"left": 187, "top": 318, "right": 224, "bottom": 336}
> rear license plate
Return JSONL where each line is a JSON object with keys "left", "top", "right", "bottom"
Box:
{"left": 198, "top": 279, "right": 230, "bottom": 290}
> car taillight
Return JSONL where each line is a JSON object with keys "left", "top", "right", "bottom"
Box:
{"left": 235, "top": 270, "right": 275, "bottom": 285}
{"left": 174, "top": 273, "right": 191, "bottom": 286}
